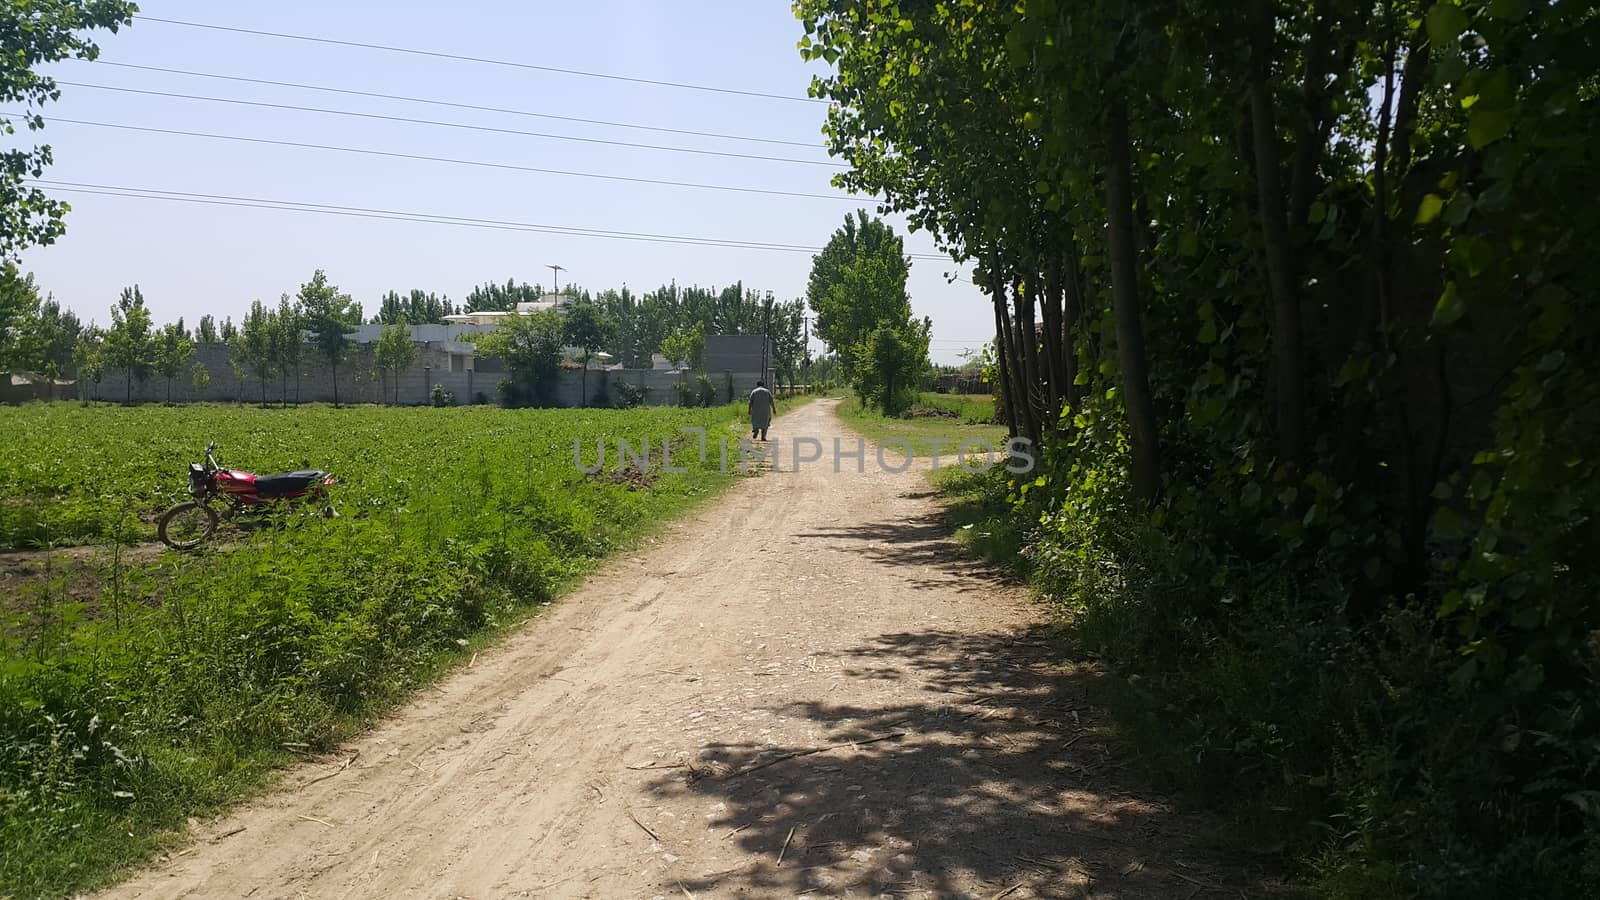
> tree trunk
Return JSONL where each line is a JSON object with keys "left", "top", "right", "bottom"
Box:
{"left": 1062, "top": 237, "right": 1085, "bottom": 421}
{"left": 1018, "top": 273, "right": 1045, "bottom": 439}
{"left": 1001, "top": 279, "right": 1041, "bottom": 450}
{"left": 1035, "top": 266, "right": 1064, "bottom": 437}
{"left": 125, "top": 369, "right": 132, "bottom": 405}
{"left": 1288, "top": 0, "right": 1334, "bottom": 232}
{"left": 1389, "top": 27, "right": 1429, "bottom": 202}
{"left": 1248, "top": 19, "right": 1307, "bottom": 465}
{"left": 167, "top": 376, "right": 174, "bottom": 404}
{"left": 331, "top": 361, "right": 340, "bottom": 407}
{"left": 581, "top": 357, "right": 589, "bottom": 407}
{"left": 1103, "top": 93, "right": 1163, "bottom": 505}
{"left": 992, "top": 284, "right": 1021, "bottom": 440}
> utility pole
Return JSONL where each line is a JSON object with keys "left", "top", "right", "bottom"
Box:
{"left": 546, "top": 264, "right": 565, "bottom": 296}
{"left": 762, "top": 295, "right": 772, "bottom": 388}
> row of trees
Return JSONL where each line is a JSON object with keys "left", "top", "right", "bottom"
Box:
{"left": 11, "top": 266, "right": 813, "bottom": 408}
{"left": 797, "top": 0, "right": 1597, "bottom": 892}
{"left": 0, "top": 264, "right": 83, "bottom": 385}
{"left": 67, "top": 271, "right": 368, "bottom": 406}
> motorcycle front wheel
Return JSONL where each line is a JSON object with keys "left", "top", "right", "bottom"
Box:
{"left": 158, "top": 502, "right": 219, "bottom": 550}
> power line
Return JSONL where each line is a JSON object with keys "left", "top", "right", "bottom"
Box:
{"left": 57, "top": 81, "right": 841, "bottom": 167}
{"left": 82, "top": 60, "right": 823, "bottom": 148}
{"left": 28, "top": 115, "right": 859, "bottom": 202}
{"left": 31, "top": 181, "right": 833, "bottom": 253}
{"left": 29, "top": 179, "right": 953, "bottom": 260}
{"left": 133, "top": 14, "right": 825, "bottom": 105}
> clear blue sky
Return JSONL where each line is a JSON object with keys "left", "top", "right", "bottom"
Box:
{"left": 17, "top": 0, "right": 991, "bottom": 364}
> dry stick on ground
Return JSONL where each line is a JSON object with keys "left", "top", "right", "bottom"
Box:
{"left": 299, "top": 748, "right": 360, "bottom": 790}
{"left": 722, "top": 823, "right": 751, "bottom": 840}
{"left": 677, "top": 881, "right": 698, "bottom": 900}
{"left": 718, "top": 732, "right": 907, "bottom": 780}
{"left": 296, "top": 815, "right": 337, "bottom": 828}
{"left": 1167, "top": 869, "right": 1230, "bottom": 892}
{"left": 777, "top": 826, "right": 796, "bottom": 865}
{"left": 626, "top": 808, "right": 660, "bottom": 843}
{"left": 988, "top": 881, "right": 1026, "bottom": 900}
{"left": 626, "top": 762, "right": 687, "bottom": 770}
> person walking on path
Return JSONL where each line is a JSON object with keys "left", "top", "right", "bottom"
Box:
{"left": 748, "top": 381, "right": 777, "bottom": 441}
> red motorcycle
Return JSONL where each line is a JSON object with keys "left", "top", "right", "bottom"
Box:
{"left": 157, "top": 442, "right": 336, "bottom": 549}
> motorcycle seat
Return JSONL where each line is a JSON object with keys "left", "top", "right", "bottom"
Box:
{"left": 253, "top": 470, "right": 328, "bottom": 496}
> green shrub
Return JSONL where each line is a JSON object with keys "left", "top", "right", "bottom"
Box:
{"left": 612, "top": 381, "right": 649, "bottom": 409}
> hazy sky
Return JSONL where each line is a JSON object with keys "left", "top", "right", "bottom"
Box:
{"left": 16, "top": 1, "right": 992, "bottom": 363}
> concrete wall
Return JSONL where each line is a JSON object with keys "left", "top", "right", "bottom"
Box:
{"left": 88, "top": 342, "right": 494, "bottom": 406}
{"left": 553, "top": 368, "right": 764, "bottom": 408}
{"left": 84, "top": 342, "right": 765, "bottom": 408}
{"left": 704, "top": 334, "right": 772, "bottom": 382}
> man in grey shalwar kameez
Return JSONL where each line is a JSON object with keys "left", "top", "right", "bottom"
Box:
{"left": 748, "top": 381, "right": 777, "bottom": 441}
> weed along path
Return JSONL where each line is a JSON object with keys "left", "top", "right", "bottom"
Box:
{"left": 99, "top": 399, "right": 1274, "bottom": 900}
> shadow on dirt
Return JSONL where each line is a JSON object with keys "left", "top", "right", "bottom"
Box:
{"left": 646, "top": 625, "right": 1284, "bottom": 898}
{"left": 796, "top": 518, "right": 1019, "bottom": 594}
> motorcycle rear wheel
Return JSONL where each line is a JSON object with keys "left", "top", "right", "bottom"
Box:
{"left": 158, "top": 502, "right": 219, "bottom": 550}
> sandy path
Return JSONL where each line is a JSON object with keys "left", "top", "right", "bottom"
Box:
{"left": 99, "top": 399, "right": 1276, "bottom": 899}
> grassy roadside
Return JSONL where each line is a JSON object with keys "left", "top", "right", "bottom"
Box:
{"left": 827, "top": 392, "right": 1026, "bottom": 562}
{"left": 831, "top": 392, "right": 1007, "bottom": 459}
{"left": 0, "top": 399, "right": 812, "bottom": 898}
{"left": 829, "top": 394, "right": 1298, "bottom": 867}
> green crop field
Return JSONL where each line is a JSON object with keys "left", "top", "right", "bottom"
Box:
{"left": 0, "top": 401, "right": 765, "bottom": 897}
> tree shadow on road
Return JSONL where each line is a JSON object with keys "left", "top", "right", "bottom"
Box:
{"left": 796, "top": 517, "right": 1021, "bottom": 593}
{"left": 644, "top": 626, "right": 1287, "bottom": 899}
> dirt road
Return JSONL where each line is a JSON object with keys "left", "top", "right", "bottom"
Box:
{"left": 101, "top": 399, "right": 1275, "bottom": 899}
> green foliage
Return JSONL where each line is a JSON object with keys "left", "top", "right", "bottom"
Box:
{"left": 151, "top": 322, "right": 192, "bottom": 403}
{"left": 0, "top": 402, "right": 750, "bottom": 896}
{"left": 562, "top": 301, "right": 613, "bottom": 361}
{"left": 0, "top": 262, "right": 39, "bottom": 367}
{"left": 464, "top": 278, "right": 540, "bottom": 312}
{"left": 612, "top": 380, "right": 649, "bottom": 409}
{"left": 230, "top": 299, "right": 275, "bottom": 406}
{"left": 852, "top": 322, "right": 928, "bottom": 417}
{"left": 296, "top": 270, "right": 359, "bottom": 406}
{"left": 102, "top": 286, "right": 153, "bottom": 405}
{"left": 477, "top": 308, "right": 564, "bottom": 407}
{"left": 188, "top": 361, "right": 209, "bottom": 394}
{"left": 373, "top": 324, "right": 417, "bottom": 406}
{"left": 0, "top": 0, "right": 138, "bottom": 260}
{"left": 193, "top": 315, "right": 218, "bottom": 345}
{"left": 70, "top": 328, "right": 102, "bottom": 400}
{"left": 563, "top": 300, "right": 615, "bottom": 407}
{"left": 271, "top": 295, "right": 303, "bottom": 404}
{"left": 659, "top": 322, "right": 705, "bottom": 372}
{"left": 374, "top": 289, "right": 456, "bottom": 325}
{"left": 806, "top": 211, "right": 912, "bottom": 369}
{"left": 798, "top": 0, "right": 1600, "bottom": 893}
{"left": 428, "top": 383, "right": 452, "bottom": 407}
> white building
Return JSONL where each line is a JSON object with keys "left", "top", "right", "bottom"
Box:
{"left": 440, "top": 293, "right": 567, "bottom": 327}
